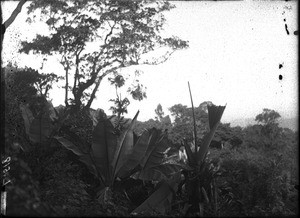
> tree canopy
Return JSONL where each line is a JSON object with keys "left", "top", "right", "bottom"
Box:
{"left": 168, "top": 101, "right": 213, "bottom": 144}
{"left": 20, "top": 0, "right": 188, "bottom": 111}
{"left": 255, "top": 108, "right": 281, "bottom": 126}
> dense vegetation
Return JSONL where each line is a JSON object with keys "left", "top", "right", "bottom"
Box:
{"left": 1, "top": 0, "right": 298, "bottom": 217}
{"left": 2, "top": 66, "right": 298, "bottom": 217}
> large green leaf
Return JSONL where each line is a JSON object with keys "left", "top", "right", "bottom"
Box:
{"left": 54, "top": 136, "right": 98, "bottom": 178}
{"left": 139, "top": 128, "right": 165, "bottom": 168}
{"left": 91, "top": 110, "right": 139, "bottom": 186}
{"left": 19, "top": 103, "right": 34, "bottom": 136}
{"left": 138, "top": 157, "right": 191, "bottom": 181}
{"left": 131, "top": 180, "right": 175, "bottom": 215}
{"left": 91, "top": 112, "right": 118, "bottom": 186}
{"left": 46, "top": 101, "right": 58, "bottom": 122}
{"left": 134, "top": 129, "right": 184, "bottom": 181}
{"left": 117, "top": 128, "right": 152, "bottom": 178}
{"left": 197, "top": 105, "right": 226, "bottom": 164}
{"left": 28, "top": 112, "right": 52, "bottom": 143}
{"left": 112, "top": 111, "right": 139, "bottom": 181}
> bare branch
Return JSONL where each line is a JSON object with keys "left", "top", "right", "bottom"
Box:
{"left": 3, "top": 0, "right": 27, "bottom": 29}
{"left": 104, "top": 21, "right": 116, "bottom": 45}
{"left": 142, "top": 50, "right": 176, "bottom": 66}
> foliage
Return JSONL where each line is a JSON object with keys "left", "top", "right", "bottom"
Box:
{"left": 155, "top": 103, "right": 164, "bottom": 121}
{"left": 255, "top": 108, "right": 281, "bottom": 126}
{"left": 20, "top": 0, "right": 188, "bottom": 110}
{"left": 56, "top": 110, "right": 183, "bottom": 191}
{"left": 120, "top": 127, "right": 187, "bottom": 182}
{"left": 4, "top": 62, "right": 297, "bottom": 216}
{"left": 172, "top": 83, "right": 226, "bottom": 216}
{"left": 132, "top": 178, "right": 178, "bottom": 215}
{"left": 168, "top": 101, "right": 213, "bottom": 144}
{"left": 4, "top": 154, "right": 58, "bottom": 216}
{"left": 3, "top": 66, "right": 61, "bottom": 153}
{"left": 180, "top": 103, "right": 226, "bottom": 215}
{"left": 210, "top": 146, "right": 298, "bottom": 217}
{"left": 207, "top": 108, "right": 298, "bottom": 217}
{"left": 134, "top": 115, "right": 172, "bottom": 136}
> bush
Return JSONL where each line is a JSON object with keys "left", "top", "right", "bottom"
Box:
{"left": 209, "top": 146, "right": 298, "bottom": 217}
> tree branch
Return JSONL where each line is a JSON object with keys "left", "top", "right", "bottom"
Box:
{"left": 3, "top": 0, "right": 27, "bottom": 29}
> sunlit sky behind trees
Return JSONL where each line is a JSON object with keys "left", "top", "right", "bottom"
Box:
{"left": 2, "top": 0, "right": 298, "bottom": 125}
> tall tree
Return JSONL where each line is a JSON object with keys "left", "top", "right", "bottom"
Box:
{"left": 253, "top": 108, "right": 283, "bottom": 150}
{"left": 255, "top": 108, "right": 281, "bottom": 126}
{"left": 20, "top": 0, "right": 188, "bottom": 111}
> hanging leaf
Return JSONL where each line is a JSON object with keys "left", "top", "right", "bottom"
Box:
{"left": 118, "top": 129, "right": 151, "bottom": 178}
{"left": 131, "top": 180, "right": 175, "bottom": 215}
{"left": 134, "top": 129, "right": 185, "bottom": 181}
{"left": 197, "top": 104, "right": 226, "bottom": 165}
{"left": 28, "top": 112, "right": 52, "bottom": 143}
{"left": 54, "top": 136, "right": 98, "bottom": 178}
{"left": 138, "top": 157, "right": 191, "bottom": 181}
{"left": 112, "top": 111, "right": 139, "bottom": 180}
{"left": 91, "top": 112, "right": 118, "bottom": 186}
{"left": 46, "top": 101, "right": 58, "bottom": 122}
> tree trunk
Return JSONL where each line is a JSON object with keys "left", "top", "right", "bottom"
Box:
{"left": 64, "top": 64, "right": 69, "bottom": 107}
{"left": 85, "top": 76, "right": 103, "bottom": 110}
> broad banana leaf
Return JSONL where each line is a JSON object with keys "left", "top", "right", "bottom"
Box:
{"left": 117, "top": 129, "right": 152, "bottom": 178}
{"left": 97, "top": 187, "right": 113, "bottom": 205}
{"left": 197, "top": 105, "right": 226, "bottom": 164}
{"left": 89, "top": 108, "right": 104, "bottom": 127}
{"left": 91, "top": 110, "right": 139, "bottom": 186}
{"left": 54, "top": 136, "right": 98, "bottom": 178}
{"left": 28, "top": 112, "right": 52, "bottom": 143}
{"left": 19, "top": 103, "right": 34, "bottom": 136}
{"left": 46, "top": 101, "right": 58, "bottom": 122}
{"left": 138, "top": 157, "right": 191, "bottom": 181}
{"left": 139, "top": 128, "right": 165, "bottom": 169}
{"left": 91, "top": 112, "right": 118, "bottom": 186}
{"left": 112, "top": 111, "right": 139, "bottom": 181}
{"left": 131, "top": 180, "right": 176, "bottom": 215}
{"left": 135, "top": 129, "right": 185, "bottom": 181}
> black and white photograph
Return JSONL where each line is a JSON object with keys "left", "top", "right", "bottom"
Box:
{"left": 1, "top": 0, "right": 298, "bottom": 216}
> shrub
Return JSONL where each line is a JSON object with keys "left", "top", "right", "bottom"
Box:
{"left": 210, "top": 146, "right": 298, "bottom": 217}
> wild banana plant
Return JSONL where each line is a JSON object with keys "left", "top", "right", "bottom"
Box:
{"left": 179, "top": 82, "right": 226, "bottom": 216}
{"left": 54, "top": 109, "right": 185, "bottom": 211}
{"left": 131, "top": 83, "right": 226, "bottom": 216}
{"left": 20, "top": 100, "right": 69, "bottom": 145}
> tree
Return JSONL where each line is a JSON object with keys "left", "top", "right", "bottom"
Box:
{"left": 154, "top": 103, "right": 164, "bottom": 121}
{"left": 255, "top": 109, "right": 282, "bottom": 139}
{"left": 20, "top": 0, "right": 188, "bottom": 111}
{"left": 255, "top": 108, "right": 281, "bottom": 126}
{"left": 109, "top": 74, "right": 130, "bottom": 118}
{"left": 244, "top": 109, "right": 283, "bottom": 150}
{"left": 134, "top": 104, "right": 171, "bottom": 136}
{"left": 168, "top": 101, "right": 212, "bottom": 144}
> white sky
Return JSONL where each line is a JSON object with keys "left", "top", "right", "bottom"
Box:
{"left": 2, "top": 0, "right": 298, "bottom": 124}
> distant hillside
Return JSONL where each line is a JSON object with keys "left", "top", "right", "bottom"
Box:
{"left": 229, "top": 117, "right": 298, "bottom": 131}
